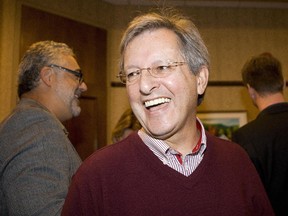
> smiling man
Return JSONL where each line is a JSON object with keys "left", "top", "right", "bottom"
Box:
{"left": 62, "top": 9, "right": 274, "bottom": 216}
{"left": 0, "top": 40, "right": 87, "bottom": 215}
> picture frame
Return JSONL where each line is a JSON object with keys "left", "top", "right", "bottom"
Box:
{"left": 197, "top": 111, "right": 247, "bottom": 140}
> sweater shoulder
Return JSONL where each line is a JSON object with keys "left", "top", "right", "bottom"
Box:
{"left": 78, "top": 133, "right": 142, "bottom": 172}
{"left": 206, "top": 131, "right": 250, "bottom": 161}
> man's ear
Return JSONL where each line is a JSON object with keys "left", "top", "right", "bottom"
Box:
{"left": 196, "top": 66, "right": 209, "bottom": 95}
{"left": 40, "top": 66, "right": 54, "bottom": 87}
{"left": 247, "top": 84, "right": 256, "bottom": 100}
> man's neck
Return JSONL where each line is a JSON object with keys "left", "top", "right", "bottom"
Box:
{"left": 21, "top": 91, "right": 66, "bottom": 122}
{"left": 256, "top": 92, "right": 285, "bottom": 111}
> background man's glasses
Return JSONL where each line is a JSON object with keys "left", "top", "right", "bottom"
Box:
{"left": 48, "top": 64, "right": 84, "bottom": 84}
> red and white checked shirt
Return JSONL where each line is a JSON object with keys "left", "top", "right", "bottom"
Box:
{"left": 138, "top": 118, "right": 207, "bottom": 177}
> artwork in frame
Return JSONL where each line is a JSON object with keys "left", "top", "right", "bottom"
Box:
{"left": 197, "top": 111, "right": 247, "bottom": 140}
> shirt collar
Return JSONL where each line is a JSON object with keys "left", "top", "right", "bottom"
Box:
{"left": 138, "top": 117, "right": 207, "bottom": 158}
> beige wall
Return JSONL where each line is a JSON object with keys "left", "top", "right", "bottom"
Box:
{"left": 0, "top": 0, "right": 19, "bottom": 122}
{"left": 1, "top": 0, "right": 288, "bottom": 144}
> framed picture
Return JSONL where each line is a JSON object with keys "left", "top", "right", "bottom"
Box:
{"left": 197, "top": 111, "right": 247, "bottom": 140}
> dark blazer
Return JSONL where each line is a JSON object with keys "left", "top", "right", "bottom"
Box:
{"left": 232, "top": 102, "right": 288, "bottom": 216}
{"left": 0, "top": 98, "right": 81, "bottom": 215}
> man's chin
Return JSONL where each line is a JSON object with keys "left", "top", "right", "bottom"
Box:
{"left": 71, "top": 106, "right": 81, "bottom": 117}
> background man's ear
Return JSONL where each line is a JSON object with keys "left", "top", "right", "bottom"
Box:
{"left": 247, "top": 84, "right": 256, "bottom": 99}
{"left": 40, "top": 67, "right": 54, "bottom": 86}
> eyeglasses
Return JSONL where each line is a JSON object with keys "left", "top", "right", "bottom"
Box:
{"left": 48, "top": 64, "right": 84, "bottom": 84}
{"left": 117, "top": 62, "right": 186, "bottom": 85}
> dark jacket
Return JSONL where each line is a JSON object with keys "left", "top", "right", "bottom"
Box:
{"left": 232, "top": 102, "right": 288, "bottom": 216}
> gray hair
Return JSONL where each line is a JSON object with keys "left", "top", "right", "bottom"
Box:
{"left": 17, "top": 40, "right": 75, "bottom": 97}
{"left": 119, "top": 8, "right": 210, "bottom": 105}
{"left": 119, "top": 8, "right": 210, "bottom": 75}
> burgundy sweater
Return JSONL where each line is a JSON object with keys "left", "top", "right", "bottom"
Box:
{"left": 62, "top": 132, "right": 274, "bottom": 216}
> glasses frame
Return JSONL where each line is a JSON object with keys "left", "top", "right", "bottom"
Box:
{"left": 48, "top": 64, "right": 84, "bottom": 84}
{"left": 117, "top": 61, "right": 186, "bottom": 85}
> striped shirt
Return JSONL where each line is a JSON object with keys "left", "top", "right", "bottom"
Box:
{"left": 138, "top": 118, "right": 207, "bottom": 177}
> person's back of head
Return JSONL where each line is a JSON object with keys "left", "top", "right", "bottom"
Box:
{"left": 241, "top": 52, "right": 284, "bottom": 97}
{"left": 112, "top": 108, "right": 142, "bottom": 143}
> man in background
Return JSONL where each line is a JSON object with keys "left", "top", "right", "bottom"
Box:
{"left": 232, "top": 52, "right": 288, "bottom": 215}
{"left": 0, "top": 40, "right": 87, "bottom": 215}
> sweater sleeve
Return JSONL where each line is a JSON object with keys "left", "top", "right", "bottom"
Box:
{"left": 62, "top": 160, "right": 104, "bottom": 216}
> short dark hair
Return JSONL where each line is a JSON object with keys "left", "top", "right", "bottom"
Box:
{"left": 17, "top": 40, "right": 75, "bottom": 97}
{"left": 241, "top": 52, "right": 284, "bottom": 96}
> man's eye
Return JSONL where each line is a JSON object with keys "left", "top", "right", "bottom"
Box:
{"left": 127, "top": 70, "right": 141, "bottom": 78}
{"left": 155, "top": 65, "right": 171, "bottom": 74}
{"left": 156, "top": 65, "right": 169, "bottom": 70}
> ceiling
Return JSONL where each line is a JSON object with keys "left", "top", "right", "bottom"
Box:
{"left": 102, "top": 0, "right": 288, "bottom": 8}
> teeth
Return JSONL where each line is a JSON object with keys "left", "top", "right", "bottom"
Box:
{"left": 145, "top": 98, "right": 171, "bottom": 108}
